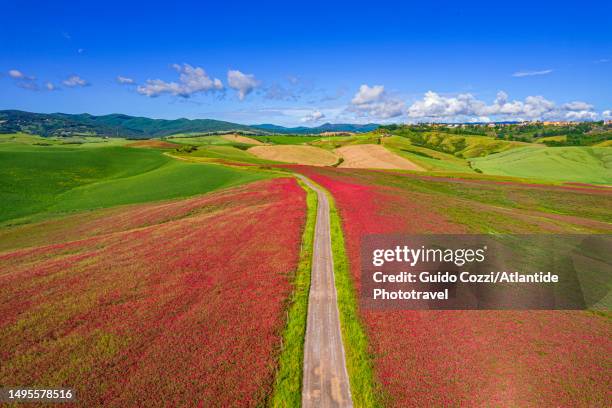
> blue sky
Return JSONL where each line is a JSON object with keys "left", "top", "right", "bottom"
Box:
{"left": 1, "top": 0, "right": 611, "bottom": 125}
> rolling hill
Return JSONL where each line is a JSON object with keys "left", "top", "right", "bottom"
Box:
{"left": 470, "top": 146, "right": 612, "bottom": 184}
{"left": 0, "top": 141, "right": 269, "bottom": 224}
{"left": 0, "top": 110, "right": 260, "bottom": 138}
{"left": 0, "top": 110, "right": 380, "bottom": 138}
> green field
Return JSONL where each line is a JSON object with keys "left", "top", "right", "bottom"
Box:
{"left": 166, "top": 134, "right": 239, "bottom": 146}
{"left": 471, "top": 146, "right": 612, "bottom": 184}
{"left": 0, "top": 142, "right": 269, "bottom": 224}
{"left": 0, "top": 133, "right": 129, "bottom": 147}
{"left": 393, "top": 131, "right": 527, "bottom": 158}
{"left": 251, "top": 134, "right": 326, "bottom": 145}
{"left": 382, "top": 135, "right": 472, "bottom": 172}
{"left": 1, "top": 129, "right": 610, "bottom": 407}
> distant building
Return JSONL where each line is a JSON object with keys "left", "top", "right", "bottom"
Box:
{"left": 319, "top": 131, "right": 354, "bottom": 136}
{"left": 543, "top": 121, "right": 572, "bottom": 126}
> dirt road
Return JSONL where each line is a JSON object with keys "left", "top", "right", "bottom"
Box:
{"left": 297, "top": 174, "right": 353, "bottom": 408}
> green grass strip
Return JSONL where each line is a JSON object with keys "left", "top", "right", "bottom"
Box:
{"left": 327, "top": 190, "right": 382, "bottom": 407}
{"left": 270, "top": 178, "right": 317, "bottom": 407}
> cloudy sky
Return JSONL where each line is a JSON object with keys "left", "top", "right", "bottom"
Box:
{"left": 1, "top": 0, "right": 611, "bottom": 126}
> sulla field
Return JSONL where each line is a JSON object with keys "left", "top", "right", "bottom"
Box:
{"left": 1, "top": 175, "right": 307, "bottom": 406}
{"left": 0, "top": 128, "right": 611, "bottom": 407}
{"left": 293, "top": 165, "right": 611, "bottom": 407}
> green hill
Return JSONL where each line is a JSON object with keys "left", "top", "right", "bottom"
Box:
{"left": 0, "top": 142, "right": 268, "bottom": 224}
{"left": 0, "top": 110, "right": 262, "bottom": 138}
{"left": 0, "top": 110, "right": 379, "bottom": 138}
{"left": 392, "top": 131, "right": 527, "bottom": 158}
{"left": 470, "top": 146, "right": 612, "bottom": 184}
{"left": 382, "top": 135, "right": 472, "bottom": 172}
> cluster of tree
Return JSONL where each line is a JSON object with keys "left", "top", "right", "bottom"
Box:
{"left": 541, "top": 132, "right": 611, "bottom": 147}
{"left": 175, "top": 145, "right": 197, "bottom": 153}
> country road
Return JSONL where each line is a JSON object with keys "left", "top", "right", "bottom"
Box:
{"left": 297, "top": 174, "right": 353, "bottom": 408}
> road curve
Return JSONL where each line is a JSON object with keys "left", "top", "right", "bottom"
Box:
{"left": 296, "top": 174, "right": 353, "bottom": 408}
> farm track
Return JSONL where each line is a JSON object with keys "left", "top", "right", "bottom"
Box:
{"left": 296, "top": 174, "right": 353, "bottom": 408}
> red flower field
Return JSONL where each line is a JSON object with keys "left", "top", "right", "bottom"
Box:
{"left": 295, "top": 166, "right": 612, "bottom": 407}
{"left": 0, "top": 177, "right": 306, "bottom": 407}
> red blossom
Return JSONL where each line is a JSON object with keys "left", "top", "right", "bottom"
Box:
{"left": 0, "top": 178, "right": 306, "bottom": 407}
{"left": 293, "top": 166, "right": 611, "bottom": 407}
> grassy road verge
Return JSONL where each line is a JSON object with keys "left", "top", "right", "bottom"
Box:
{"left": 270, "top": 178, "right": 317, "bottom": 407}
{"left": 328, "top": 188, "right": 382, "bottom": 407}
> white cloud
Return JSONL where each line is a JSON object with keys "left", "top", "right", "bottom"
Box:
{"left": 349, "top": 84, "right": 404, "bottom": 119}
{"left": 116, "top": 76, "right": 135, "bottom": 85}
{"left": 7, "top": 69, "right": 40, "bottom": 90}
{"left": 512, "top": 69, "right": 553, "bottom": 77}
{"left": 407, "top": 91, "right": 560, "bottom": 120}
{"left": 405, "top": 91, "right": 603, "bottom": 122}
{"left": 562, "top": 101, "right": 593, "bottom": 111}
{"left": 63, "top": 75, "right": 88, "bottom": 87}
{"left": 561, "top": 101, "right": 596, "bottom": 120}
{"left": 351, "top": 84, "right": 385, "bottom": 105}
{"left": 603, "top": 110, "right": 612, "bottom": 119}
{"left": 300, "top": 110, "right": 325, "bottom": 123}
{"left": 8, "top": 69, "right": 67, "bottom": 91}
{"left": 358, "top": 99, "right": 405, "bottom": 119}
{"left": 565, "top": 110, "right": 597, "bottom": 121}
{"left": 516, "top": 95, "right": 556, "bottom": 118}
{"left": 408, "top": 91, "right": 482, "bottom": 118}
{"left": 227, "top": 70, "right": 260, "bottom": 100}
{"left": 137, "top": 64, "right": 223, "bottom": 98}
{"left": 8, "top": 69, "right": 26, "bottom": 79}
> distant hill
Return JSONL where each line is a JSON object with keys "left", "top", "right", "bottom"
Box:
{"left": 0, "top": 110, "right": 380, "bottom": 138}
{"left": 0, "top": 110, "right": 261, "bottom": 138}
{"left": 251, "top": 122, "right": 379, "bottom": 134}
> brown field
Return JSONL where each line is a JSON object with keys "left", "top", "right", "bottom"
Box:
{"left": 221, "top": 134, "right": 264, "bottom": 145}
{"left": 336, "top": 144, "right": 424, "bottom": 171}
{"left": 126, "top": 140, "right": 179, "bottom": 149}
{"left": 248, "top": 145, "right": 339, "bottom": 166}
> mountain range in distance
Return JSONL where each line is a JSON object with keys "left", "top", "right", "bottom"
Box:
{"left": 0, "top": 110, "right": 379, "bottom": 138}
{"left": 252, "top": 122, "right": 379, "bottom": 134}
